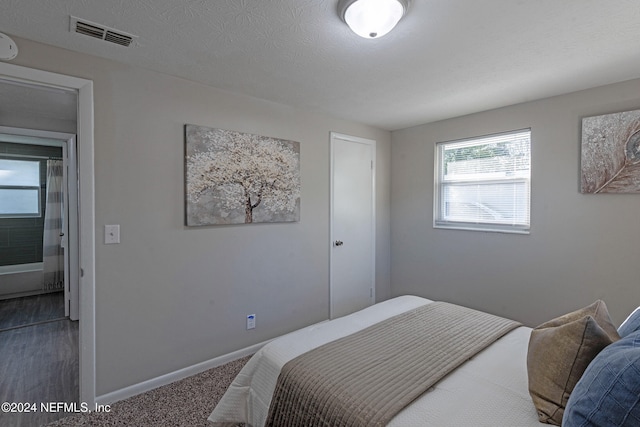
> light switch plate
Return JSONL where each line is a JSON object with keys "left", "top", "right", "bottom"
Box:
{"left": 104, "top": 224, "right": 120, "bottom": 244}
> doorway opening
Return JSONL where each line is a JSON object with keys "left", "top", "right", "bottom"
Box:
{"left": 0, "top": 62, "right": 95, "bottom": 410}
{"left": 0, "top": 104, "right": 81, "bottom": 427}
{"left": 0, "top": 138, "right": 64, "bottom": 330}
{"left": 0, "top": 128, "right": 79, "bottom": 322}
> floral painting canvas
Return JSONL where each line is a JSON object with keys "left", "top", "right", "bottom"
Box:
{"left": 185, "top": 125, "right": 300, "bottom": 225}
{"left": 581, "top": 109, "right": 640, "bottom": 193}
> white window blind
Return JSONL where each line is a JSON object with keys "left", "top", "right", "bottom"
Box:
{"left": 434, "top": 129, "right": 531, "bottom": 233}
{"left": 0, "top": 159, "right": 41, "bottom": 217}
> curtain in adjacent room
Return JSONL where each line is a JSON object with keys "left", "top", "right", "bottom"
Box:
{"left": 42, "top": 159, "right": 64, "bottom": 291}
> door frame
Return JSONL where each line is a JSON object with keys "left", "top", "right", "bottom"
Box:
{"left": 0, "top": 62, "right": 96, "bottom": 405}
{"left": 329, "top": 132, "right": 376, "bottom": 319}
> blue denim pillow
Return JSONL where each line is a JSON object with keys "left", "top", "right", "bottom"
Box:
{"left": 618, "top": 307, "right": 640, "bottom": 337}
{"left": 562, "top": 331, "right": 640, "bottom": 426}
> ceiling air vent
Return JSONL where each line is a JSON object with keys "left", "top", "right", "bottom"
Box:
{"left": 70, "top": 16, "right": 136, "bottom": 47}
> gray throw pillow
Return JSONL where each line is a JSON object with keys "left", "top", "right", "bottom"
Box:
{"left": 527, "top": 300, "right": 620, "bottom": 425}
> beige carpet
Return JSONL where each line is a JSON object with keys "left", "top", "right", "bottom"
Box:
{"left": 46, "top": 355, "right": 250, "bottom": 427}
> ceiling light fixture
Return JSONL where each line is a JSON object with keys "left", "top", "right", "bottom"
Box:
{"left": 338, "top": 0, "right": 410, "bottom": 39}
{"left": 0, "top": 33, "right": 18, "bottom": 60}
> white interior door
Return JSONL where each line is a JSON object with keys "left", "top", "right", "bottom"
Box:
{"left": 64, "top": 136, "right": 79, "bottom": 321}
{"left": 330, "top": 132, "right": 375, "bottom": 319}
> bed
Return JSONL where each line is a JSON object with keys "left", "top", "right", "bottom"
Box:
{"left": 208, "top": 295, "right": 545, "bottom": 426}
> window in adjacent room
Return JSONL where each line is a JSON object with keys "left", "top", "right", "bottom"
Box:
{"left": 434, "top": 129, "right": 531, "bottom": 234}
{"left": 0, "top": 158, "right": 42, "bottom": 217}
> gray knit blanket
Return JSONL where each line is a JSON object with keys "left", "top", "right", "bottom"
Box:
{"left": 265, "top": 301, "right": 521, "bottom": 427}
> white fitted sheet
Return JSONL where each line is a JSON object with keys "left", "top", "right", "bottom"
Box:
{"left": 208, "top": 295, "right": 544, "bottom": 427}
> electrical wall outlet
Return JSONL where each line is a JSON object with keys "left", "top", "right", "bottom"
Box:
{"left": 246, "top": 314, "right": 256, "bottom": 330}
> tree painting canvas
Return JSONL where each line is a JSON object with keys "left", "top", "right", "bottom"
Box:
{"left": 185, "top": 125, "right": 300, "bottom": 225}
{"left": 581, "top": 109, "right": 640, "bottom": 193}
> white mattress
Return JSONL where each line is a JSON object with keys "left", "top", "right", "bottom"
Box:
{"left": 209, "top": 295, "right": 544, "bottom": 426}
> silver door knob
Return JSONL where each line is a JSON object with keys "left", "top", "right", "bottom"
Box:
{"left": 334, "top": 240, "right": 344, "bottom": 246}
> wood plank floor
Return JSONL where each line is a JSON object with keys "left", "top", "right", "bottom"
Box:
{"left": 0, "top": 293, "right": 66, "bottom": 331}
{"left": 0, "top": 294, "right": 78, "bottom": 427}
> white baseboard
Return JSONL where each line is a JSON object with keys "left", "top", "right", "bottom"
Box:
{"left": 95, "top": 340, "right": 270, "bottom": 406}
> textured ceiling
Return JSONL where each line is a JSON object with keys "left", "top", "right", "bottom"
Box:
{"left": 1, "top": 0, "right": 640, "bottom": 130}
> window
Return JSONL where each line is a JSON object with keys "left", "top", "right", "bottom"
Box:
{"left": 0, "top": 159, "right": 41, "bottom": 217}
{"left": 434, "top": 129, "right": 531, "bottom": 234}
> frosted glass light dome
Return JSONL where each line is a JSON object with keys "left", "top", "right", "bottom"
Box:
{"left": 339, "top": 0, "right": 409, "bottom": 39}
{"left": 0, "top": 33, "right": 18, "bottom": 60}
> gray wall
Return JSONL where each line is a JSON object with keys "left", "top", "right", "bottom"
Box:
{"left": 0, "top": 112, "right": 76, "bottom": 134}
{"left": 391, "top": 78, "right": 640, "bottom": 328}
{"left": 9, "top": 37, "right": 391, "bottom": 395}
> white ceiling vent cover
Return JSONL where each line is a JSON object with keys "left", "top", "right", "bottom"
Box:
{"left": 70, "top": 16, "right": 137, "bottom": 47}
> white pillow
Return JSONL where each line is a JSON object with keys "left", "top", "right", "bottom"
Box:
{"left": 618, "top": 306, "right": 640, "bottom": 337}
